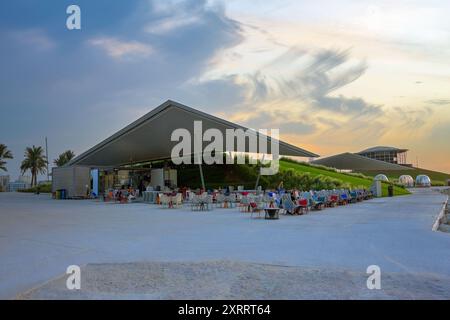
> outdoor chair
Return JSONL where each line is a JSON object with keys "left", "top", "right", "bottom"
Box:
{"left": 239, "top": 196, "right": 250, "bottom": 212}
{"left": 215, "top": 194, "right": 225, "bottom": 208}
{"left": 329, "top": 194, "right": 339, "bottom": 207}
{"left": 191, "top": 196, "right": 201, "bottom": 211}
{"left": 363, "top": 189, "right": 373, "bottom": 200}
{"left": 338, "top": 190, "right": 349, "bottom": 205}
{"left": 282, "top": 194, "right": 302, "bottom": 215}
{"left": 173, "top": 193, "right": 183, "bottom": 208}
{"left": 186, "top": 191, "right": 195, "bottom": 203}
{"left": 191, "top": 194, "right": 212, "bottom": 211}
{"left": 202, "top": 194, "right": 213, "bottom": 211}
{"left": 159, "top": 194, "right": 171, "bottom": 208}
{"left": 222, "top": 195, "right": 233, "bottom": 208}
{"left": 297, "top": 198, "right": 309, "bottom": 214}
{"left": 303, "top": 192, "right": 323, "bottom": 210}
{"left": 349, "top": 191, "right": 359, "bottom": 203}
{"left": 250, "top": 201, "right": 265, "bottom": 218}
{"left": 317, "top": 191, "right": 331, "bottom": 207}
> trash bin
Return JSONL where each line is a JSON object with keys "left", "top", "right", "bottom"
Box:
{"left": 388, "top": 185, "right": 394, "bottom": 197}
{"left": 55, "top": 190, "right": 61, "bottom": 200}
{"left": 61, "top": 189, "right": 66, "bottom": 199}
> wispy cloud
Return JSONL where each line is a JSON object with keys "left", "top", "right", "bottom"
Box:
{"left": 391, "top": 106, "right": 434, "bottom": 130}
{"left": 7, "top": 28, "right": 55, "bottom": 51}
{"left": 146, "top": 15, "right": 202, "bottom": 34}
{"left": 195, "top": 45, "right": 379, "bottom": 118}
{"left": 88, "top": 37, "right": 153, "bottom": 59}
{"left": 426, "top": 99, "right": 450, "bottom": 106}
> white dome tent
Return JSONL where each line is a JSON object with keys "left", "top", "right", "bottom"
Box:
{"left": 374, "top": 174, "right": 389, "bottom": 182}
{"left": 415, "top": 175, "right": 431, "bottom": 187}
{"left": 398, "top": 175, "right": 414, "bottom": 187}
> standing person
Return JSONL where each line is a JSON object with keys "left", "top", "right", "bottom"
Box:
{"left": 138, "top": 180, "right": 145, "bottom": 195}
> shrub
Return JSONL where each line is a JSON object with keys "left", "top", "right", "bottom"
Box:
{"left": 265, "top": 169, "right": 346, "bottom": 191}
{"left": 18, "top": 183, "right": 52, "bottom": 193}
{"left": 280, "top": 157, "right": 372, "bottom": 180}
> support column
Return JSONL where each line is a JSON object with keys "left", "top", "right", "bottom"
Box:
{"left": 254, "top": 154, "right": 265, "bottom": 191}
{"left": 197, "top": 154, "right": 206, "bottom": 191}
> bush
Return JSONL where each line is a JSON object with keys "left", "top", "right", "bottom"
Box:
{"left": 280, "top": 157, "right": 372, "bottom": 180}
{"left": 346, "top": 172, "right": 371, "bottom": 179}
{"left": 18, "top": 183, "right": 52, "bottom": 193}
{"left": 265, "top": 169, "right": 346, "bottom": 191}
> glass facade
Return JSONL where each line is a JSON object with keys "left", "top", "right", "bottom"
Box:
{"left": 359, "top": 150, "right": 407, "bottom": 164}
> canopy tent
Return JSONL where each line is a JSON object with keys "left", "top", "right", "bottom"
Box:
{"left": 69, "top": 100, "right": 319, "bottom": 167}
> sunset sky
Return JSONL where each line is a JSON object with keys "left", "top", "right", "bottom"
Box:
{"left": 1, "top": 0, "right": 449, "bottom": 179}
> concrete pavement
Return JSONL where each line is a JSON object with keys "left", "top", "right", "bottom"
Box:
{"left": 0, "top": 189, "right": 449, "bottom": 299}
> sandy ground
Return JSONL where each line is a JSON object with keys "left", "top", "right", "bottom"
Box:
{"left": 17, "top": 261, "right": 450, "bottom": 300}
{"left": 1, "top": 188, "right": 449, "bottom": 299}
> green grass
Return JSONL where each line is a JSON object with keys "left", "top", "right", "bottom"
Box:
{"left": 360, "top": 167, "right": 450, "bottom": 186}
{"left": 280, "top": 160, "right": 410, "bottom": 197}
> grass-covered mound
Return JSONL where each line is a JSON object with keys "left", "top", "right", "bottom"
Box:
{"left": 359, "top": 167, "right": 450, "bottom": 186}
{"left": 279, "top": 158, "right": 409, "bottom": 197}
{"left": 177, "top": 158, "right": 409, "bottom": 197}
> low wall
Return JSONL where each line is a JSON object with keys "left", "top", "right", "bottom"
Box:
{"left": 432, "top": 195, "right": 449, "bottom": 232}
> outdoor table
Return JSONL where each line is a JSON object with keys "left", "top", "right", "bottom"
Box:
{"left": 264, "top": 208, "right": 280, "bottom": 220}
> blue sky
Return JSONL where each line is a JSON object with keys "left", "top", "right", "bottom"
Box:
{"left": 1, "top": 0, "right": 450, "bottom": 180}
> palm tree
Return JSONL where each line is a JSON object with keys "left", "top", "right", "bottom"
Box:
{"left": 54, "top": 150, "right": 76, "bottom": 167}
{"left": 20, "top": 145, "right": 47, "bottom": 187}
{"left": 0, "top": 144, "right": 13, "bottom": 172}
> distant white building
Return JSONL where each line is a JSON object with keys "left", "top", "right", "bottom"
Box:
{"left": 6, "top": 175, "right": 32, "bottom": 192}
{"left": 7, "top": 181, "right": 29, "bottom": 192}
{"left": 17, "top": 175, "right": 32, "bottom": 185}
{"left": 0, "top": 175, "right": 10, "bottom": 192}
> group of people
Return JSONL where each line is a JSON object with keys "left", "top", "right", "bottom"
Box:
{"left": 104, "top": 185, "right": 139, "bottom": 203}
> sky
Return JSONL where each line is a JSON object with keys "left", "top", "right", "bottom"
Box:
{"left": 1, "top": 0, "right": 449, "bottom": 180}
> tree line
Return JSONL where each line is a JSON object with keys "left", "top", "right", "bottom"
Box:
{"left": 0, "top": 143, "right": 75, "bottom": 187}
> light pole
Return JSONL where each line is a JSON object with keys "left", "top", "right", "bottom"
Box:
{"left": 45, "top": 137, "right": 50, "bottom": 182}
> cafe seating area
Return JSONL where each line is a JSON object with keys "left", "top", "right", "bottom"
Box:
{"left": 103, "top": 184, "right": 374, "bottom": 220}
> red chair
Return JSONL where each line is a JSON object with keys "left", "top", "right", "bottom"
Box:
{"left": 298, "top": 199, "right": 309, "bottom": 214}
{"left": 329, "top": 195, "right": 339, "bottom": 207}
